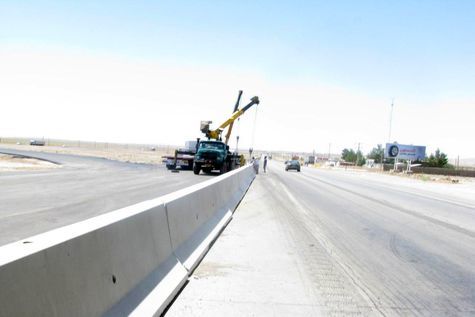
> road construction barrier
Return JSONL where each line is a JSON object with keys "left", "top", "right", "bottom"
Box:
{"left": 164, "top": 166, "right": 249, "bottom": 272}
{"left": 0, "top": 165, "right": 256, "bottom": 317}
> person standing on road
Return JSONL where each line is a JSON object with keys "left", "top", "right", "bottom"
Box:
{"left": 263, "top": 156, "right": 267, "bottom": 173}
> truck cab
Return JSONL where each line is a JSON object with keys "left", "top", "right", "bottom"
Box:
{"left": 193, "top": 140, "right": 238, "bottom": 174}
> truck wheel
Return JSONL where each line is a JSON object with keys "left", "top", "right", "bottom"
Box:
{"left": 219, "top": 164, "right": 227, "bottom": 174}
{"left": 193, "top": 164, "right": 201, "bottom": 175}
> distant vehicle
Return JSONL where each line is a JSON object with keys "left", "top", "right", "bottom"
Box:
{"left": 285, "top": 160, "right": 301, "bottom": 172}
{"left": 305, "top": 155, "right": 315, "bottom": 166}
{"left": 30, "top": 140, "right": 45, "bottom": 146}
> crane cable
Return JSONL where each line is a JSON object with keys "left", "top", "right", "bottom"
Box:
{"left": 250, "top": 101, "right": 259, "bottom": 153}
{"left": 235, "top": 116, "right": 241, "bottom": 152}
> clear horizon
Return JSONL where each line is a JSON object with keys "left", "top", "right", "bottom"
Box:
{"left": 1, "top": 1, "right": 474, "bottom": 158}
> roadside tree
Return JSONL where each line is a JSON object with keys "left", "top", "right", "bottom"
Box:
{"left": 341, "top": 148, "right": 357, "bottom": 163}
{"left": 367, "top": 144, "right": 384, "bottom": 163}
{"left": 425, "top": 148, "right": 449, "bottom": 167}
{"left": 356, "top": 151, "right": 366, "bottom": 166}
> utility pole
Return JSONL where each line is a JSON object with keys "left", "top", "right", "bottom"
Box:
{"left": 328, "top": 143, "right": 331, "bottom": 161}
{"left": 357, "top": 142, "right": 360, "bottom": 166}
{"left": 386, "top": 99, "right": 395, "bottom": 172}
{"left": 388, "top": 99, "right": 394, "bottom": 142}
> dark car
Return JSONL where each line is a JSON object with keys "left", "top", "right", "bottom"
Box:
{"left": 30, "top": 139, "right": 45, "bottom": 146}
{"left": 285, "top": 160, "right": 301, "bottom": 172}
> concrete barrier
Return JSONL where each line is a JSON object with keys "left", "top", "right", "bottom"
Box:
{"left": 0, "top": 200, "right": 187, "bottom": 317}
{"left": 164, "top": 165, "right": 254, "bottom": 272}
{"left": 0, "top": 164, "right": 256, "bottom": 316}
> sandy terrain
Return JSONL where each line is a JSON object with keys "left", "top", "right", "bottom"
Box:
{"left": 0, "top": 143, "right": 171, "bottom": 165}
{"left": 0, "top": 154, "right": 60, "bottom": 172}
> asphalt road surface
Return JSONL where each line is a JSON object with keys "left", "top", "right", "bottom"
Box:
{"left": 168, "top": 160, "right": 475, "bottom": 316}
{"left": 0, "top": 148, "right": 213, "bottom": 246}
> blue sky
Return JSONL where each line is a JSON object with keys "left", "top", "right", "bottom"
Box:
{"left": 1, "top": 1, "right": 474, "bottom": 157}
{"left": 3, "top": 1, "right": 474, "bottom": 91}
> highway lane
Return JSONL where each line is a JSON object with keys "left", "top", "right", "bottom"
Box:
{"left": 168, "top": 160, "right": 475, "bottom": 316}
{"left": 0, "top": 148, "right": 213, "bottom": 246}
{"left": 273, "top": 163, "right": 474, "bottom": 315}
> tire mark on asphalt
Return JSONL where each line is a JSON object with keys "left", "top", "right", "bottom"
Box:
{"left": 267, "top": 172, "right": 386, "bottom": 316}
{"left": 271, "top": 168, "right": 475, "bottom": 315}
{"left": 298, "top": 172, "right": 475, "bottom": 238}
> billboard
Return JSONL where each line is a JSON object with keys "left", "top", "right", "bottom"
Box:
{"left": 385, "top": 143, "right": 426, "bottom": 161}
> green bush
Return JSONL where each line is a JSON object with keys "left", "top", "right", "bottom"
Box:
{"left": 425, "top": 149, "right": 449, "bottom": 168}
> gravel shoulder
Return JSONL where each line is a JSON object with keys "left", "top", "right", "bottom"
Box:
{"left": 166, "top": 169, "right": 327, "bottom": 316}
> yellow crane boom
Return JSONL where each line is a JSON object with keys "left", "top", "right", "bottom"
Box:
{"left": 224, "top": 90, "right": 243, "bottom": 145}
{"left": 201, "top": 94, "right": 260, "bottom": 141}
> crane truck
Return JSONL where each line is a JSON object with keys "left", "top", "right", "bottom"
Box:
{"left": 193, "top": 92, "right": 260, "bottom": 175}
